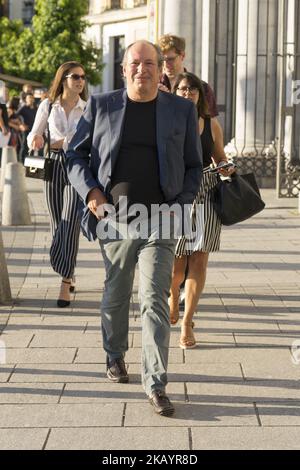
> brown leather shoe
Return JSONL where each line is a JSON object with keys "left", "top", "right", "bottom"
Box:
{"left": 149, "top": 390, "right": 175, "bottom": 416}
{"left": 106, "top": 357, "right": 129, "bottom": 383}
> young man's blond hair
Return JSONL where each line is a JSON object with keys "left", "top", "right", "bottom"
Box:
{"left": 158, "top": 34, "right": 186, "bottom": 54}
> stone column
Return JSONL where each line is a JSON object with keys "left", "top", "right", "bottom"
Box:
{"left": 231, "top": 0, "right": 278, "bottom": 161}
{"left": 283, "top": 0, "right": 300, "bottom": 165}
{"left": 162, "top": 0, "right": 196, "bottom": 72}
{"left": 198, "top": 0, "right": 217, "bottom": 84}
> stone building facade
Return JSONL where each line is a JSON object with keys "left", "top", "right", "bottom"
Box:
{"left": 86, "top": 0, "right": 299, "bottom": 192}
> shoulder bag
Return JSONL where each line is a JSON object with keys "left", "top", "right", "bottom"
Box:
{"left": 212, "top": 172, "right": 265, "bottom": 225}
{"left": 24, "top": 103, "right": 54, "bottom": 181}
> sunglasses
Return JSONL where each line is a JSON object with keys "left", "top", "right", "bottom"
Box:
{"left": 65, "top": 73, "right": 86, "bottom": 81}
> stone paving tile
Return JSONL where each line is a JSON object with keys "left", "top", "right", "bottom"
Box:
{"left": 41, "top": 312, "right": 100, "bottom": 322}
{"left": 278, "top": 323, "right": 300, "bottom": 333}
{"left": 0, "top": 428, "right": 49, "bottom": 450}
{"left": 127, "top": 363, "right": 244, "bottom": 383}
{"left": 0, "top": 366, "right": 15, "bottom": 383}
{"left": 0, "top": 332, "right": 34, "bottom": 348}
{"left": 133, "top": 332, "right": 235, "bottom": 348}
{"left": 184, "top": 346, "right": 292, "bottom": 364}
{"left": 242, "top": 361, "right": 300, "bottom": 382}
{"left": 234, "top": 332, "right": 300, "bottom": 348}
{"left": 1, "top": 185, "right": 300, "bottom": 449}
{"left": 7, "top": 307, "right": 43, "bottom": 317}
{"left": 29, "top": 332, "right": 104, "bottom": 348}
{"left": 9, "top": 364, "right": 106, "bottom": 383}
{"left": 4, "top": 348, "right": 76, "bottom": 364}
{"left": 191, "top": 427, "right": 300, "bottom": 450}
{"left": 0, "top": 383, "right": 63, "bottom": 404}
{"left": 60, "top": 382, "right": 185, "bottom": 404}
{"left": 125, "top": 402, "right": 258, "bottom": 427}
{"left": 4, "top": 318, "right": 87, "bottom": 332}
{"left": 226, "top": 313, "right": 292, "bottom": 324}
{"left": 4, "top": 317, "right": 44, "bottom": 327}
{"left": 193, "top": 305, "right": 228, "bottom": 315}
{"left": 225, "top": 305, "right": 289, "bottom": 316}
{"left": 46, "top": 427, "right": 189, "bottom": 450}
{"left": 0, "top": 404, "right": 123, "bottom": 428}
{"left": 74, "top": 347, "right": 183, "bottom": 364}
{"left": 0, "top": 314, "right": 9, "bottom": 324}
{"left": 186, "top": 381, "right": 300, "bottom": 403}
{"left": 73, "top": 348, "right": 106, "bottom": 364}
{"left": 195, "top": 320, "right": 280, "bottom": 334}
{"left": 257, "top": 402, "right": 300, "bottom": 425}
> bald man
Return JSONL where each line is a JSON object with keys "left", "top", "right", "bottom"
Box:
{"left": 66, "top": 40, "right": 202, "bottom": 416}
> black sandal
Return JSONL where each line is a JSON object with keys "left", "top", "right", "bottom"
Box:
{"left": 70, "top": 276, "right": 76, "bottom": 293}
{"left": 57, "top": 279, "right": 71, "bottom": 308}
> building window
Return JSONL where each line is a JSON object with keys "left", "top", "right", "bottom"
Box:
{"left": 100, "top": 0, "right": 147, "bottom": 12}
{"left": 0, "top": 0, "right": 9, "bottom": 17}
{"left": 22, "top": 0, "right": 34, "bottom": 26}
{"left": 110, "top": 0, "right": 122, "bottom": 8}
{"left": 113, "top": 35, "right": 125, "bottom": 90}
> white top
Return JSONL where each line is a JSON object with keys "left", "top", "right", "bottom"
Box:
{"left": 27, "top": 96, "right": 86, "bottom": 152}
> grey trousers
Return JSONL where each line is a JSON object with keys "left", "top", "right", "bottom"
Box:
{"left": 99, "top": 218, "right": 176, "bottom": 396}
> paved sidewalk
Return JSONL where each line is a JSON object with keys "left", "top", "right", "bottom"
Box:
{"left": 0, "top": 177, "right": 300, "bottom": 450}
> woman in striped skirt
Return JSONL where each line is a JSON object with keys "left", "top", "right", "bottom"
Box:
{"left": 169, "top": 72, "right": 236, "bottom": 348}
{"left": 27, "top": 62, "right": 87, "bottom": 307}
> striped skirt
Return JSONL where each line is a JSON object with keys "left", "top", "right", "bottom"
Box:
{"left": 44, "top": 151, "right": 81, "bottom": 278}
{"left": 175, "top": 169, "right": 221, "bottom": 257}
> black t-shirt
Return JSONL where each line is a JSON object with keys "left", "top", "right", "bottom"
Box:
{"left": 17, "top": 105, "right": 37, "bottom": 131}
{"left": 110, "top": 97, "right": 164, "bottom": 221}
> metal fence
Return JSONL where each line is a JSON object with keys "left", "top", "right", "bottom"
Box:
{"left": 213, "top": 0, "right": 299, "bottom": 194}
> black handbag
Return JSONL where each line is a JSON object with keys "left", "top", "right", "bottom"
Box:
{"left": 24, "top": 103, "right": 53, "bottom": 182}
{"left": 24, "top": 152, "right": 54, "bottom": 181}
{"left": 212, "top": 172, "right": 265, "bottom": 225}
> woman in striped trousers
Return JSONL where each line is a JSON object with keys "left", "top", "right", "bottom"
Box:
{"left": 28, "top": 62, "right": 87, "bottom": 307}
{"left": 169, "top": 72, "right": 236, "bottom": 348}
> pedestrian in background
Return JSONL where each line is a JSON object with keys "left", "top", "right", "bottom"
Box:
{"left": 0, "top": 99, "right": 9, "bottom": 163}
{"left": 19, "top": 83, "right": 34, "bottom": 108}
{"left": 157, "top": 34, "right": 218, "bottom": 117}
{"left": 27, "top": 61, "right": 87, "bottom": 307}
{"left": 169, "top": 72, "right": 235, "bottom": 349}
{"left": 17, "top": 92, "right": 37, "bottom": 163}
{"left": 7, "top": 98, "right": 22, "bottom": 150}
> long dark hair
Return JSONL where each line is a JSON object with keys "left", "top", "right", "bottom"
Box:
{"left": 173, "top": 72, "right": 210, "bottom": 118}
{"left": 48, "top": 61, "right": 88, "bottom": 103}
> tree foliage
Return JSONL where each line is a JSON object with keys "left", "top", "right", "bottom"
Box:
{"left": 0, "top": 0, "right": 103, "bottom": 86}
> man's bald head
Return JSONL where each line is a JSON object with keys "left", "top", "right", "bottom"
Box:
{"left": 122, "top": 40, "right": 164, "bottom": 69}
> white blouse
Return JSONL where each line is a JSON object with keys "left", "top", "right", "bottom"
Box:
{"left": 27, "top": 96, "right": 86, "bottom": 152}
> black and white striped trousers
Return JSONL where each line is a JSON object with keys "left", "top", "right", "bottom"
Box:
{"left": 44, "top": 151, "right": 81, "bottom": 278}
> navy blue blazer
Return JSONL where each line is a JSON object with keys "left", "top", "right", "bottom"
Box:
{"left": 66, "top": 89, "right": 203, "bottom": 240}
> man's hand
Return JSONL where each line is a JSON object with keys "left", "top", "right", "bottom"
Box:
{"left": 158, "top": 83, "right": 170, "bottom": 92}
{"left": 87, "top": 188, "right": 108, "bottom": 220}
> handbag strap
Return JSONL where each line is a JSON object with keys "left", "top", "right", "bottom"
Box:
{"left": 46, "top": 102, "right": 53, "bottom": 159}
